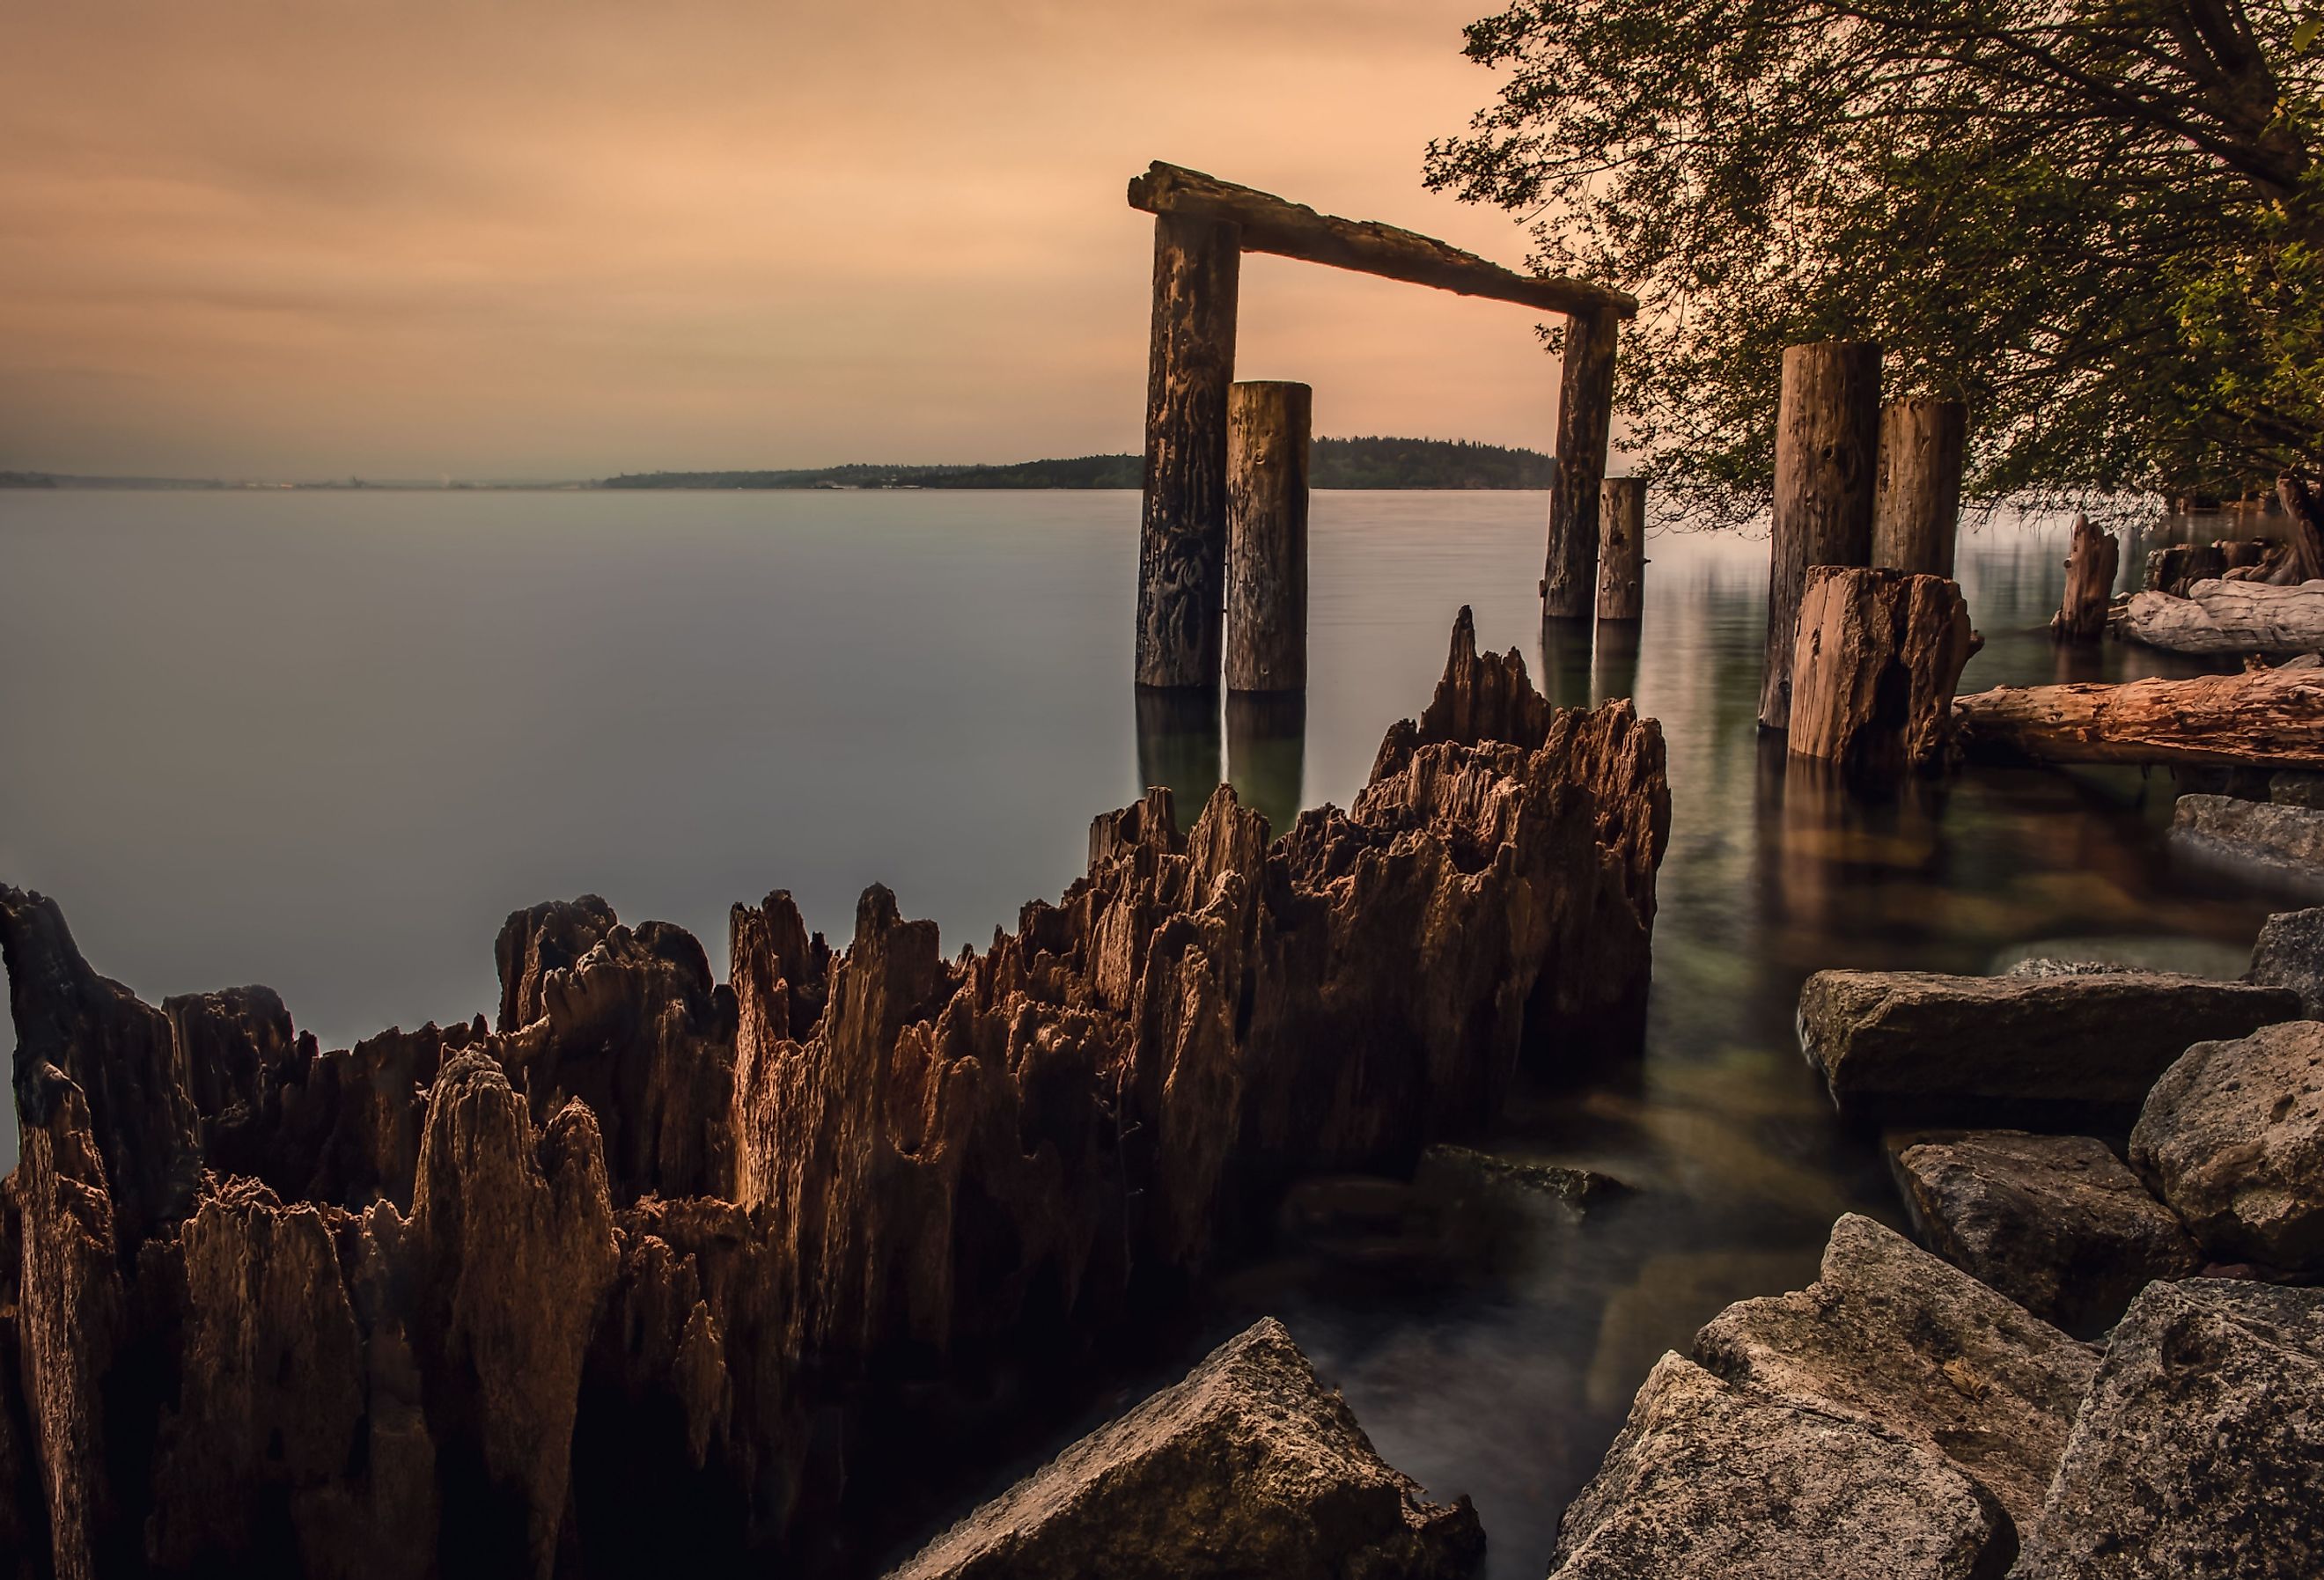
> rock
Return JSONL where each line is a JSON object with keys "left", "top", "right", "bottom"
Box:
{"left": 2014, "top": 1279, "right": 2324, "bottom": 1578}
{"left": 886, "top": 1317, "right": 1483, "bottom": 1580}
{"left": 2129, "top": 1020, "right": 2324, "bottom": 1270}
{"left": 2118, "top": 578, "right": 2324, "bottom": 656}
{"left": 1796, "top": 969, "right": 2298, "bottom": 1125}
{"left": 1692, "top": 1214, "right": 2096, "bottom": 1532}
{"left": 1413, "top": 1143, "right": 1627, "bottom": 1209}
{"left": 1547, "top": 1352, "right": 2011, "bottom": 1580}
{"left": 1785, "top": 566, "right": 1977, "bottom": 777}
{"left": 1886, "top": 1131, "right": 2199, "bottom": 1331}
{"left": 2248, "top": 905, "right": 2324, "bottom": 1016}
{"left": 1992, "top": 933, "right": 2251, "bottom": 981}
{"left": 2172, "top": 793, "right": 2324, "bottom": 889}
{"left": 2269, "top": 767, "right": 2324, "bottom": 806}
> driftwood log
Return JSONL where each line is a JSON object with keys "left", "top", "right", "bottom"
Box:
{"left": 1955, "top": 665, "right": 2324, "bottom": 770}
{"left": 1787, "top": 567, "right": 1976, "bottom": 776}
{"left": 1870, "top": 398, "right": 1966, "bottom": 577}
{"left": 2050, "top": 514, "right": 2119, "bottom": 643}
{"left": 1225, "top": 380, "right": 1311, "bottom": 693}
{"left": 1596, "top": 477, "right": 1646, "bottom": 621}
{"left": 2117, "top": 580, "right": 2324, "bottom": 656}
{"left": 1761, "top": 342, "right": 1882, "bottom": 730}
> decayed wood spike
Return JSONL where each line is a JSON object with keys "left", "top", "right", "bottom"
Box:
{"left": 1136, "top": 212, "right": 1241, "bottom": 688}
{"left": 1787, "top": 566, "right": 1975, "bottom": 778}
{"left": 1127, "top": 162, "right": 1637, "bottom": 320}
{"left": 1544, "top": 309, "right": 1621, "bottom": 618}
{"left": 1597, "top": 477, "right": 1646, "bottom": 621}
{"left": 1871, "top": 398, "right": 1966, "bottom": 577}
{"left": 1954, "top": 665, "right": 2324, "bottom": 770}
{"left": 2049, "top": 513, "right": 2119, "bottom": 643}
{"left": 1761, "top": 342, "right": 1882, "bottom": 731}
{"left": 1226, "top": 381, "right": 1312, "bottom": 693}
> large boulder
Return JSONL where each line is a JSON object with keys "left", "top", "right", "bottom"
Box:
{"left": 2014, "top": 1280, "right": 2324, "bottom": 1578}
{"left": 885, "top": 1318, "right": 1483, "bottom": 1580}
{"left": 2247, "top": 906, "right": 2324, "bottom": 1017}
{"left": 1887, "top": 1131, "right": 2200, "bottom": 1332}
{"left": 1546, "top": 1352, "right": 2011, "bottom": 1580}
{"left": 2129, "top": 1020, "right": 2324, "bottom": 1271}
{"left": 2171, "top": 794, "right": 2324, "bottom": 890}
{"left": 1691, "top": 1214, "right": 2096, "bottom": 1532}
{"left": 1796, "top": 970, "right": 2298, "bottom": 1125}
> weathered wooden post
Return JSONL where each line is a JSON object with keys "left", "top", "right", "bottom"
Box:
{"left": 1225, "top": 380, "right": 1311, "bottom": 692}
{"left": 1788, "top": 566, "right": 1976, "bottom": 778}
{"left": 2050, "top": 512, "right": 2119, "bottom": 643}
{"left": 1136, "top": 212, "right": 1241, "bottom": 689}
{"left": 1872, "top": 398, "right": 1967, "bottom": 577}
{"left": 1760, "top": 341, "right": 1882, "bottom": 731}
{"left": 1596, "top": 476, "right": 1646, "bottom": 621}
{"left": 1542, "top": 307, "right": 1620, "bottom": 618}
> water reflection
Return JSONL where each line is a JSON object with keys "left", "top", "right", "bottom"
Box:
{"left": 1225, "top": 693, "right": 1306, "bottom": 841}
{"left": 1590, "top": 620, "right": 1641, "bottom": 702}
{"left": 1132, "top": 687, "right": 1219, "bottom": 831}
{"left": 1538, "top": 617, "right": 1596, "bottom": 709}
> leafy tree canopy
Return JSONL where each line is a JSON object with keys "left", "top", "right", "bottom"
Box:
{"left": 1426, "top": 0, "right": 2324, "bottom": 518}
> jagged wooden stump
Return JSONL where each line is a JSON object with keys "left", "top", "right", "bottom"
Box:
{"left": 1787, "top": 566, "right": 1975, "bottom": 777}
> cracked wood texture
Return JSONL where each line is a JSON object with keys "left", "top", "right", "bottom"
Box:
{"left": 1761, "top": 342, "right": 1882, "bottom": 731}
{"left": 1544, "top": 308, "right": 1621, "bottom": 618}
{"left": 1225, "top": 380, "right": 1311, "bottom": 693}
{"left": 1136, "top": 212, "right": 1240, "bottom": 688}
{"left": 1871, "top": 398, "right": 1965, "bottom": 578}
{"left": 1787, "top": 567, "right": 1975, "bottom": 778}
{"left": 1955, "top": 664, "right": 2324, "bottom": 769}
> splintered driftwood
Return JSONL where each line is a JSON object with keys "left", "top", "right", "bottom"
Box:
{"left": 2118, "top": 580, "right": 2324, "bottom": 656}
{"left": 1788, "top": 566, "right": 1976, "bottom": 776}
{"left": 1761, "top": 342, "right": 1882, "bottom": 730}
{"left": 1954, "top": 665, "right": 2324, "bottom": 771}
{"left": 2050, "top": 514, "right": 2120, "bottom": 643}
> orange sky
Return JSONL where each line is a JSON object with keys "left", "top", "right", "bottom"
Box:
{"left": 1, "top": 0, "right": 1574, "bottom": 479}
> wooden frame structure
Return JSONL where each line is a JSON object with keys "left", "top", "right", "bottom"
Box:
{"left": 1127, "top": 161, "right": 1638, "bottom": 689}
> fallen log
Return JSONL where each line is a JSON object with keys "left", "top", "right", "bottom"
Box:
{"left": 1953, "top": 665, "right": 2324, "bottom": 770}
{"left": 2117, "top": 578, "right": 2324, "bottom": 656}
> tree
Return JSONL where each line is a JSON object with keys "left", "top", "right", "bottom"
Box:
{"left": 1425, "top": 0, "right": 2324, "bottom": 526}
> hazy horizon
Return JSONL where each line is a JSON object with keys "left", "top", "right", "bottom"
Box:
{"left": 3, "top": 0, "right": 1585, "bottom": 481}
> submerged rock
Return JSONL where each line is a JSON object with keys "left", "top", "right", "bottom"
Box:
{"left": 886, "top": 1318, "right": 1482, "bottom": 1580}
{"left": 1691, "top": 1214, "right": 2095, "bottom": 1532}
{"left": 1547, "top": 1352, "right": 2011, "bottom": 1580}
{"left": 1887, "top": 1131, "right": 2199, "bottom": 1332}
{"left": 2130, "top": 1020, "right": 2324, "bottom": 1271}
{"left": 1413, "top": 1143, "right": 1627, "bottom": 1210}
{"left": 2247, "top": 905, "right": 2324, "bottom": 1017}
{"left": 2015, "top": 1280, "right": 2324, "bottom": 1579}
{"left": 1796, "top": 969, "right": 2297, "bottom": 1125}
{"left": 2171, "top": 794, "right": 2324, "bottom": 890}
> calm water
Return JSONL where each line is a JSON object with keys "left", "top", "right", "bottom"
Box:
{"left": 0, "top": 489, "right": 2286, "bottom": 1571}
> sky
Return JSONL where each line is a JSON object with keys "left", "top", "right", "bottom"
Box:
{"left": 0, "top": 0, "right": 1576, "bottom": 481}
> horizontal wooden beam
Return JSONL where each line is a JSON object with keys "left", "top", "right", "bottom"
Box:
{"left": 1127, "top": 162, "right": 1638, "bottom": 322}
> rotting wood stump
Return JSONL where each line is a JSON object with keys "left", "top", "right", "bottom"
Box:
{"left": 1761, "top": 342, "right": 1882, "bottom": 731}
{"left": 1955, "top": 664, "right": 2324, "bottom": 771}
{"left": 2050, "top": 513, "right": 2119, "bottom": 643}
{"left": 1596, "top": 476, "right": 1646, "bottom": 621}
{"left": 1787, "top": 565, "right": 1976, "bottom": 777}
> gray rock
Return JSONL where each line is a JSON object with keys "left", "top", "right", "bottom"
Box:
{"left": 2248, "top": 906, "right": 2324, "bottom": 1017}
{"left": 2172, "top": 794, "right": 2324, "bottom": 892}
{"left": 2015, "top": 1280, "right": 2324, "bottom": 1579}
{"left": 2268, "top": 767, "right": 2324, "bottom": 807}
{"left": 1413, "top": 1143, "right": 1627, "bottom": 1209}
{"left": 1547, "top": 1352, "right": 2011, "bottom": 1580}
{"left": 1692, "top": 1213, "right": 2096, "bottom": 1532}
{"left": 1886, "top": 1131, "right": 2200, "bottom": 1332}
{"left": 885, "top": 1318, "right": 1483, "bottom": 1580}
{"left": 1991, "top": 933, "right": 2251, "bottom": 981}
{"left": 2129, "top": 1020, "right": 2324, "bottom": 1271}
{"left": 1797, "top": 970, "right": 2298, "bottom": 1125}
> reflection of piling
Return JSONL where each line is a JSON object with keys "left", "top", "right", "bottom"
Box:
{"left": 1540, "top": 618, "right": 1596, "bottom": 710}
{"left": 1134, "top": 687, "right": 1220, "bottom": 830}
{"left": 1761, "top": 342, "right": 1881, "bottom": 731}
{"left": 1225, "top": 380, "right": 1311, "bottom": 693}
{"left": 1596, "top": 477, "right": 1646, "bottom": 621}
{"left": 1592, "top": 618, "right": 1642, "bottom": 702}
{"left": 1225, "top": 691, "right": 1305, "bottom": 839}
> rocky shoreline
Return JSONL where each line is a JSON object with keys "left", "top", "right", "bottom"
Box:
{"left": 0, "top": 611, "right": 1668, "bottom": 1579}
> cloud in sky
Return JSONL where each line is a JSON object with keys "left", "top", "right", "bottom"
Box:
{"left": 1, "top": 0, "right": 1577, "bottom": 478}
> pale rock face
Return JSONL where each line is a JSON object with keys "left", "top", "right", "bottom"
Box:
{"left": 2131, "top": 1020, "right": 2324, "bottom": 1271}
{"left": 2172, "top": 794, "right": 2324, "bottom": 889}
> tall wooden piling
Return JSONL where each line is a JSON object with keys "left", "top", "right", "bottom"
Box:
{"left": 1543, "top": 308, "right": 1620, "bottom": 618}
{"left": 1136, "top": 213, "right": 1242, "bottom": 689}
{"left": 1872, "top": 398, "right": 1967, "bottom": 577}
{"left": 1760, "top": 341, "right": 1882, "bottom": 731}
{"left": 1597, "top": 476, "right": 1646, "bottom": 621}
{"left": 1225, "top": 380, "right": 1312, "bottom": 692}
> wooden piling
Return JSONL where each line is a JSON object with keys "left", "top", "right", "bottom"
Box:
{"left": 1760, "top": 341, "right": 1882, "bottom": 731}
{"left": 1543, "top": 308, "right": 1620, "bottom": 618}
{"left": 1596, "top": 476, "right": 1646, "bottom": 621}
{"left": 2049, "top": 513, "right": 2119, "bottom": 643}
{"left": 1872, "top": 398, "right": 1967, "bottom": 577}
{"left": 1225, "top": 380, "right": 1312, "bottom": 692}
{"left": 1136, "top": 212, "right": 1241, "bottom": 689}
